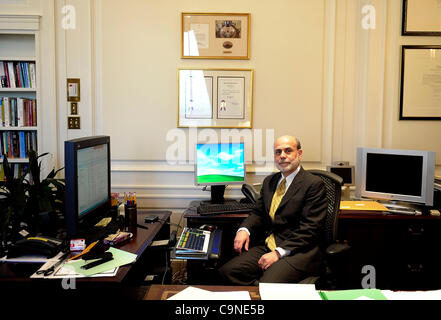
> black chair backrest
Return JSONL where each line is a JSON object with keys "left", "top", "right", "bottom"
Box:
{"left": 307, "top": 170, "right": 344, "bottom": 245}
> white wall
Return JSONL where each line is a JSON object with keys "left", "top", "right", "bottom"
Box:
{"left": 3, "top": 0, "right": 441, "bottom": 214}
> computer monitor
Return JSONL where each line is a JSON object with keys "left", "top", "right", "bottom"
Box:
{"left": 195, "top": 142, "right": 246, "bottom": 203}
{"left": 64, "top": 136, "right": 111, "bottom": 238}
{"left": 355, "top": 147, "right": 435, "bottom": 206}
{"left": 327, "top": 165, "right": 355, "bottom": 186}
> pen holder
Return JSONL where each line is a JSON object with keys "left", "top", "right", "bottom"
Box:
{"left": 124, "top": 205, "right": 137, "bottom": 229}
{"left": 109, "top": 205, "right": 119, "bottom": 219}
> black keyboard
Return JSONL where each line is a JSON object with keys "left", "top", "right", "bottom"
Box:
{"left": 197, "top": 201, "right": 256, "bottom": 215}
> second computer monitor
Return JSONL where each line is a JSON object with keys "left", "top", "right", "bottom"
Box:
{"left": 195, "top": 142, "right": 245, "bottom": 203}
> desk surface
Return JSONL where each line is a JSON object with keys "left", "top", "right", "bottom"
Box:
{"left": 144, "top": 284, "right": 261, "bottom": 300}
{"left": 0, "top": 210, "right": 171, "bottom": 284}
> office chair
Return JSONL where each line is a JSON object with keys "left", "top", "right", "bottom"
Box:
{"left": 300, "top": 169, "right": 351, "bottom": 290}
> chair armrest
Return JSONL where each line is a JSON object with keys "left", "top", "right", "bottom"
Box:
{"left": 326, "top": 243, "right": 351, "bottom": 256}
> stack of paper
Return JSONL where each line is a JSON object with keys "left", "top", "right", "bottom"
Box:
{"left": 167, "top": 286, "right": 251, "bottom": 300}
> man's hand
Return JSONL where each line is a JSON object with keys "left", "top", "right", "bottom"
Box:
{"left": 233, "top": 230, "right": 250, "bottom": 255}
{"left": 258, "top": 251, "right": 280, "bottom": 271}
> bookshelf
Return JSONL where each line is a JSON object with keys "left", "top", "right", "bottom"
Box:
{"left": 0, "top": 17, "right": 41, "bottom": 179}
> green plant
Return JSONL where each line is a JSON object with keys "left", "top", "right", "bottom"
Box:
{"left": 0, "top": 154, "right": 28, "bottom": 244}
{"left": 25, "top": 151, "right": 65, "bottom": 219}
{"left": 0, "top": 151, "right": 65, "bottom": 244}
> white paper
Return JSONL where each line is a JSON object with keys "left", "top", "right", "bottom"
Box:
{"left": 190, "top": 23, "right": 209, "bottom": 49}
{"left": 382, "top": 290, "right": 441, "bottom": 300}
{"left": 259, "top": 283, "right": 322, "bottom": 300}
{"left": 167, "top": 286, "right": 251, "bottom": 300}
{"left": 217, "top": 77, "right": 245, "bottom": 119}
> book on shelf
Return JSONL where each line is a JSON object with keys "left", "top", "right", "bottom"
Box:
{"left": 0, "top": 162, "right": 29, "bottom": 181}
{"left": 0, "top": 97, "right": 37, "bottom": 127}
{"left": 0, "top": 61, "right": 36, "bottom": 89}
{"left": 0, "top": 131, "right": 37, "bottom": 159}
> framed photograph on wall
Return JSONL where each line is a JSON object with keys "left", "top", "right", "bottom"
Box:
{"left": 402, "top": 0, "right": 441, "bottom": 35}
{"left": 400, "top": 46, "right": 441, "bottom": 120}
{"left": 181, "top": 13, "right": 250, "bottom": 59}
{"left": 178, "top": 68, "right": 253, "bottom": 128}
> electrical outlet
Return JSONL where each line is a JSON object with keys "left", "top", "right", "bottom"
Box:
{"left": 68, "top": 116, "right": 81, "bottom": 129}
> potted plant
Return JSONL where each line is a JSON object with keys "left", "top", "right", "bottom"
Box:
{"left": 0, "top": 154, "right": 29, "bottom": 252}
{"left": 0, "top": 151, "right": 65, "bottom": 253}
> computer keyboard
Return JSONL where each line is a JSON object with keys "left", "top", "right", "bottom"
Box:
{"left": 176, "top": 227, "right": 211, "bottom": 253}
{"left": 197, "top": 201, "right": 256, "bottom": 215}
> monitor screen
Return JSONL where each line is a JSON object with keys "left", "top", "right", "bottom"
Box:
{"left": 77, "top": 144, "right": 109, "bottom": 217}
{"left": 327, "top": 165, "right": 355, "bottom": 186}
{"left": 65, "top": 136, "right": 111, "bottom": 238}
{"left": 195, "top": 142, "right": 245, "bottom": 186}
{"left": 355, "top": 147, "right": 435, "bottom": 206}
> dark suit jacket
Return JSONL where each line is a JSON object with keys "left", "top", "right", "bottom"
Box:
{"left": 240, "top": 167, "right": 327, "bottom": 274}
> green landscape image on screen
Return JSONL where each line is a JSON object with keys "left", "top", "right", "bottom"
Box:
{"left": 196, "top": 143, "right": 245, "bottom": 184}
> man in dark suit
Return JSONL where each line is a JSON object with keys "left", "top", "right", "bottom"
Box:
{"left": 219, "top": 135, "right": 327, "bottom": 285}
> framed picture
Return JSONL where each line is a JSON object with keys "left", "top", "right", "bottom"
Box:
{"left": 400, "top": 46, "right": 441, "bottom": 120}
{"left": 178, "top": 68, "right": 254, "bottom": 128}
{"left": 181, "top": 13, "right": 250, "bottom": 59}
{"left": 402, "top": 0, "right": 441, "bottom": 35}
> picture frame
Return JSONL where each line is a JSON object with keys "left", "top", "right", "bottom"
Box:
{"left": 178, "top": 68, "right": 253, "bottom": 128}
{"left": 402, "top": 0, "right": 441, "bottom": 36}
{"left": 399, "top": 46, "right": 441, "bottom": 120}
{"left": 181, "top": 13, "right": 250, "bottom": 59}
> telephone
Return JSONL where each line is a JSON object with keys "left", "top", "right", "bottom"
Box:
{"left": 241, "top": 183, "right": 260, "bottom": 204}
{"left": 7, "top": 236, "right": 63, "bottom": 258}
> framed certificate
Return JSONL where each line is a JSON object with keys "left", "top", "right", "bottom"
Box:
{"left": 400, "top": 46, "right": 441, "bottom": 120}
{"left": 402, "top": 0, "right": 441, "bottom": 35}
{"left": 181, "top": 13, "right": 250, "bottom": 59}
{"left": 178, "top": 68, "right": 253, "bottom": 128}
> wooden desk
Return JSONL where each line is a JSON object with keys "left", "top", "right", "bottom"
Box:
{"left": 144, "top": 284, "right": 261, "bottom": 300}
{"left": 184, "top": 201, "right": 250, "bottom": 284}
{"left": 0, "top": 210, "right": 171, "bottom": 288}
{"left": 338, "top": 211, "right": 441, "bottom": 290}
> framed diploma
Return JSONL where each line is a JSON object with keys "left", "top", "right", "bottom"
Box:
{"left": 181, "top": 13, "right": 250, "bottom": 59}
{"left": 400, "top": 46, "right": 441, "bottom": 120}
{"left": 178, "top": 68, "right": 253, "bottom": 128}
{"left": 402, "top": 0, "right": 441, "bottom": 35}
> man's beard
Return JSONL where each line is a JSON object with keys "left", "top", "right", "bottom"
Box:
{"left": 276, "top": 154, "right": 300, "bottom": 173}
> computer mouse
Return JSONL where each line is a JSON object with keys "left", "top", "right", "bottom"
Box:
{"left": 200, "top": 224, "right": 216, "bottom": 231}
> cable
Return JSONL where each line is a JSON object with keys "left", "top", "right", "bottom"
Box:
{"left": 161, "top": 246, "right": 169, "bottom": 285}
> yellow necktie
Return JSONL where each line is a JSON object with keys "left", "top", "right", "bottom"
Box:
{"left": 265, "top": 178, "right": 286, "bottom": 251}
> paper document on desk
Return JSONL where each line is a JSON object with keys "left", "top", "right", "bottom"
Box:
{"left": 167, "top": 286, "right": 251, "bottom": 300}
{"left": 63, "top": 247, "right": 137, "bottom": 276}
{"left": 31, "top": 251, "right": 119, "bottom": 279}
{"left": 340, "top": 201, "right": 389, "bottom": 213}
{"left": 382, "top": 290, "right": 441, "bottom": 300}
{"left": 259, "top": 283, "right": 321, "bottom": 300}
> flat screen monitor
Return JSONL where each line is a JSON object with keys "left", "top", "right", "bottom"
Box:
{"left": 327, "top": 165, "right": 355, "bottom": 186}
{"left": 355, "top": 147, "right": 435, "bottom": 206}
{"left": 64, "top": 136, "right": 111, "bottom": 238}
{"left": 195, "top": 142, "right": 245, "bottom": 203}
